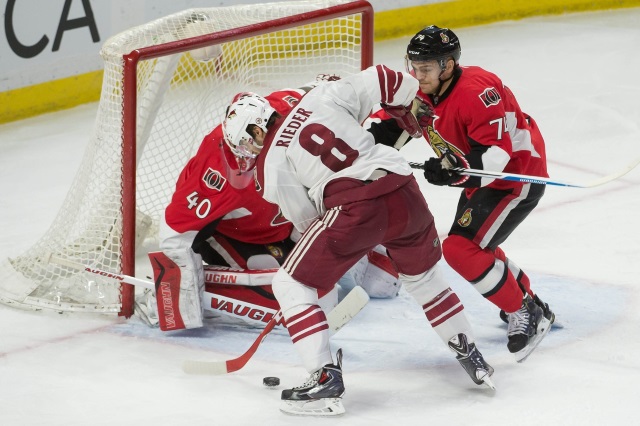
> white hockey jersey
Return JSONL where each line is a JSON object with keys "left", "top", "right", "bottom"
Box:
{"left": 255, "top": 65, "right": 418, "bottom": 234}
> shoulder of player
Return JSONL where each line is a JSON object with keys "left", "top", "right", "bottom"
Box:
{"left": 266, "top": 89, "right": 305, "bottom": 115}
{"left": 451, "top": 67, "right": 507, "bottom": 111}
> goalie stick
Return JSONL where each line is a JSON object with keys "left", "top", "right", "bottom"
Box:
{"left": 45, "top": 253, "right": 370, "bottom": 372}
{"left": 44, "top": 254, "right": 278, "bottom": 288}
{"left": 409, "top": 154, "right": 640, "bottom": 188}
{"left": 181, "top": 285, "right": 370, "bottom": 375}
{"left": 44, "top": 253, "right": 156, "bottom": 290}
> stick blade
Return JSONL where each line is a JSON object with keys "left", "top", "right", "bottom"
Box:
{"left": 182, "top": 359, "right": 229, "bottom": 375}
{"left": 179, "top": 286, "right": 369, "bottom": 376}
{"left": 328, "top": 285, "right": 369, "bottom": 335}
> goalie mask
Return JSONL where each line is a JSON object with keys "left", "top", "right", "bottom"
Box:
{"left": 222, "top": 92, "right": 275, "bottom": 164}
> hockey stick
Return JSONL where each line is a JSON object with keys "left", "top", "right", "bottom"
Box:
{"left": 45, "top": 254, "right": 278, "bottom": 288}
{"left": 409, "top": 154, "right": 640, "bottom": 188}
{"left": 44, "top": 253, "right": 156, "bottom": 290}
{"left": 182, "top": 285, "right": 370, "bottom": 375}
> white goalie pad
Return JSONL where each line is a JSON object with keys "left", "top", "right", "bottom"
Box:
{"left": 139, "top": 264, "right": 339, "bottom": 330}
{"left": 149, "top": 249, "right": 204, "bottom": 331}
{"left": 339, "top": 246, "right": 401, "bottom": 299}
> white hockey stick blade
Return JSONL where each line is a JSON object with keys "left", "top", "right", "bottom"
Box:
{"left": 44, "top": 253, "right": 154, "bottom": 290}
{"left": 326, "top": 285, "right": 369, "bottom": 335}
{"left": 181, "top": 286, "right": 370, "bottom": 375}
{"left": 409, "top": 154, "right": 640, "bottom": 188}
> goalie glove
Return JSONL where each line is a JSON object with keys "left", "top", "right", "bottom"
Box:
{"left": 423, "top": 151, "right": 469, "bottom": 186}
{"left": 381, "top": 99, "right": 423, "bottom": 138}
{"left": 300, "top": 74, "right": 342, "bottom": 92}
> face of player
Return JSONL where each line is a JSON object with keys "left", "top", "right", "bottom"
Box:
{"left": 248, "top": 127, "right": 266, "bottom": 154}
{"left": 408, "top": 59, "right": 455, "bottom": 96}
{"left": 409, "top": 60, "right": 443, "bottom": 95}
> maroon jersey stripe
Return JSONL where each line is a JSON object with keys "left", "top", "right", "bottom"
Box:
{"left": 423, "top": 289, "right": 463, "bottom": 327}
{"left": 285, "top": 305, "right": 328, "bottom": 343}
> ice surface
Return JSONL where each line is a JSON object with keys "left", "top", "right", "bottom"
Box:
{"left": 1, "top": 9, "right": 639, "bottom": 425}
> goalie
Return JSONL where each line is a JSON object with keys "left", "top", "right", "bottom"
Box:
{"left": 144, "top": 76, "right": 401, "bottom": 331}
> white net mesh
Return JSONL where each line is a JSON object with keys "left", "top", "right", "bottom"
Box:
{"left": 0, "top": 0, "right": 370, "bottom": 314}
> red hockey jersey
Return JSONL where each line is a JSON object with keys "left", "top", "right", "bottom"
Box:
{"left": 418, "top": 66, "right": 548, "bottom": 191}
{"left": 163, "top": 90, "right": 304, "bottom": 244}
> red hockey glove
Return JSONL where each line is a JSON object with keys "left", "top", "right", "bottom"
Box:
{"left": 415, "top": 101, "right": 434, "bottom": 129}
{"left": 381, "top": 101, "right": 422, "bottom": 138}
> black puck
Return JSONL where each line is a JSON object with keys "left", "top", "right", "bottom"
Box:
{"left": 263, "top": 376, "right": 280, "bottom": 387}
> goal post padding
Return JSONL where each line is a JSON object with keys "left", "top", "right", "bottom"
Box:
{"left": 0, "top": 0, "right": 373, "bottom": 317}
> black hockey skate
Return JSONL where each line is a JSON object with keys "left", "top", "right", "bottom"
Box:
{"left": 499, "top": 294, "right": 555, "bottom": 325}
{"left": 448, "top": 334, "right": 495, "bottom": 390}
{"left": 506, "top": 294, "right": 553, "bottom": 362}
{"left": 280, "top": 349, "right": 346, "bottom": 416}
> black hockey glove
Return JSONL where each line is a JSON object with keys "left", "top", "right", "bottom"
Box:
{"left": 423, "top": 152, "right": 463, "bottom": 186}
{"left": 381, "top": 101, "right": 422, "bottom": 138}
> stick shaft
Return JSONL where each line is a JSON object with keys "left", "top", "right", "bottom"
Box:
{"left": 182, "top": 286, "right": 370, "bottom": 375}
{"left": 47, "top": 255, "right": 154, "bottom": 289}
{"left": 409, "top": 155, "right": 640, "bottom": 189}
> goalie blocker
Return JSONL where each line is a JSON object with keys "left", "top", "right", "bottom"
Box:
{"left": 148, "top": 247, "right": 400, "bottom": 331}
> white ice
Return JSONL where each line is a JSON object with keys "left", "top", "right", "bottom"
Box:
{"left": 1, "top": 9, "right": 640, "bottom": 426}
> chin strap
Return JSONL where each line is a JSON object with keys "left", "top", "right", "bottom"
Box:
{"left": 433, "top": 61, "right": 456, "bottom": 105}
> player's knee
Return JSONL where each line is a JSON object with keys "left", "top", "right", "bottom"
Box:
{"left": 442, "top": 234, "right": 478, "bottom": 274}
{"left": 400, "top": 263, "right": 450, "bottom": 305}
{"left": 442, "top": 234, "right": 501, "bottom": 283}
{"left": 271, "top": 269, "right": 319, "bottom": 315}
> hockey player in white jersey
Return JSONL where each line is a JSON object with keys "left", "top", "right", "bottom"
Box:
{"left": 222, "top": 65, "right": 494, "bottom": 416}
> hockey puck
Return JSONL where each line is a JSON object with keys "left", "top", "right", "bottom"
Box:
{"left": 263, "top": 376, "right": 280, "bottom": 388}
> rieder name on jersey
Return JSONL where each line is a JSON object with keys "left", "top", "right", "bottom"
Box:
{"left": 275, "top": 108, "right": 313, "bottom": 147}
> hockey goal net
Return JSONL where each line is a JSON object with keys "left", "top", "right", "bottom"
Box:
{"left": 0, "top": 0, "right": 373, "bottom": 316}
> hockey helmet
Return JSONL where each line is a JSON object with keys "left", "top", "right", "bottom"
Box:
{"left": 406, "top": 25, "right": 461, "bottom": 70}
{"left": 222, "top": 92, "right": 276, "bottom": 159}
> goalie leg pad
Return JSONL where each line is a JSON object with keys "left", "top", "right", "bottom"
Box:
{"left": 149, "top": 249, "right": 204, "bottom": 331}
{"left": 360, "top": 249, "right": 401, "bottom": 298}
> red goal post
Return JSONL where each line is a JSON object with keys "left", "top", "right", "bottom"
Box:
{"left": 0, "top": 0, "right": 374, "bottom": 317}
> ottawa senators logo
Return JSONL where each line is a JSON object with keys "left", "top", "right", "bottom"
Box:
{"left": 457, "top": 208, "right": 473, "bottom": 227}
{"left": 203, "top": 168, "right": 226, "bottom": 191}
{"left": 283, "top": 95, "right": 299, "bottom": 107}
{"left": 479, "top": 87, "right": 501, "bottom": 108}
{"left": 266, "top": 245, "right": 284, "bottom": 259}
{"left": 425, "top": 118, "right": 465, "bottom": 158}
{"left": 440, "top": 33, "right": 450, "bottom": 43}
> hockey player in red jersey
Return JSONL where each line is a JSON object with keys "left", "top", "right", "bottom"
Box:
{"left": 402, "top": 25, "right": 555, "bottom": 362}
{"left": 148, "top": 77, "right": 401, "bottom": 332}
{"left": 223, "top": 64, "right": 495, "bottom": 416}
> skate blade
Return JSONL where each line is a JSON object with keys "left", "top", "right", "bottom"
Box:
{"left": 477, "top": 372, "right": 496, "bottom": 390}
{"left": 514, "top": 316, "right": 553, "bottom": 363}
{"left": 280, "top": 398, "right": 345, "bottom": 416}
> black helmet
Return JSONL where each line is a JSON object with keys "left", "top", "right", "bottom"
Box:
{"left": 406, "top": 25, "right": 461, "bottom": 65}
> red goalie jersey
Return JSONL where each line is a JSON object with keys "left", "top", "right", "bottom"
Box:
{"left": 162, "top": 89, "right": 306, "bottom": 245}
